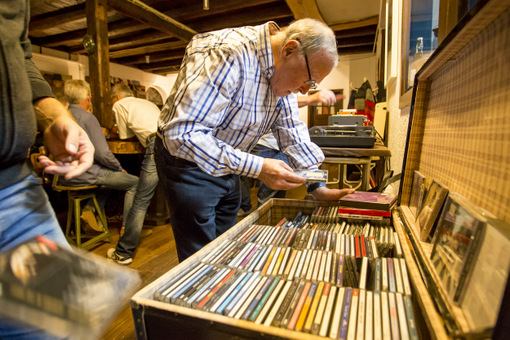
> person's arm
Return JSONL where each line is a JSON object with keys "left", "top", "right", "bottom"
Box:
{"left": 21, "top": 10, "right": 94, "bottom": 180}
{"left": 296, "top": 89, "right": 343, "bottom": 108}
{"left": 160, "top": 46, "right": 265, "bottom": 179}
{"left": 272, "top": 97, "right": 354, "bottom": 200}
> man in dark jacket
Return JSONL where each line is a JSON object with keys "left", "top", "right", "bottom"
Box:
{"left": 0, "top": 0, "right": 95, "bottom": 338}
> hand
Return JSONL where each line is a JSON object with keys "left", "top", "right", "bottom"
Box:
{"left": 257, "top": 158, "right": 305, "bottom": 190}
{"left": 310, "top": 186, "right": 355, "bottom": 201}
{"left": 38, "top": 115, "right": 95, "bottom": 180}
{"left": 312, "top": 89, "right": 337, "bottom": 106}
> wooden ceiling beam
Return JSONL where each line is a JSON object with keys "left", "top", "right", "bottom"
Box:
{"left": 107, "top": 0, "right": 196, "bottom": 42}
{"left": 285, "top": 0, "right": 324, "bottom": 21}
{"left": 107, "top": 40, "right": 189, "bottom": 59}
{"left": 338, "top": 45, "right": 374, "bottom": 55}
{"left": 29, "top": 3, "right": 86, "bottom": 33}
{"left": 33, "top": 19, "right": 146, "bottom": 48}
{"left": 335, "top": 25, "right": 377, "bottom": 38}
{"left": 329, "top": 16, "right": 379, "bottom": 31}
{"left": 337, "top": 35, "right": 375, "bottom": 47}
{"left": 114, "top": 49, "right": 186, "bottom": 65}
{"left": 165, "top": 0, "right": 281, "bottom": 22}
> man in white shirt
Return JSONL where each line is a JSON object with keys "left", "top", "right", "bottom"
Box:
{"left": 106, "top": 84, "right": 160, "bottom": 265}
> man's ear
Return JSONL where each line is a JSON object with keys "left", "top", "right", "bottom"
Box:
{"left": 282, "top": 40, "right": 300, "bottom": 58}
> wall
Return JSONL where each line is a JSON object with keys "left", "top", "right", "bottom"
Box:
{"left": 384, "top": 0, "right": 411, "bottom": 176}
{"left": 298, "top": 53, "right": 377, "bottom": 124}
{"left": 31, "top": 47, "right": 176, "bottom": 101}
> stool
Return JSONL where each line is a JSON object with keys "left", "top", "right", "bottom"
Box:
{"left": 52, "top": 175, "right": 112, "bottom": 249}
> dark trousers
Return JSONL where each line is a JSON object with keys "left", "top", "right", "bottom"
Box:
{"left": 155, "top": 137, "right": 241, "bottom": 262}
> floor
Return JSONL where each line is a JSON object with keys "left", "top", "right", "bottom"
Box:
{"left": 85, "top": 182, "right": 307, "bottom": 339}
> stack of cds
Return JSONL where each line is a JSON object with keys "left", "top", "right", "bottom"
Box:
{"left": 153, "top": 207, "right": 417, "bottom": 339}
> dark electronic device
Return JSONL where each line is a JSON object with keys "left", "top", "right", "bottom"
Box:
{"left": 309, "top": 125, "right": 376, "bottom": 148}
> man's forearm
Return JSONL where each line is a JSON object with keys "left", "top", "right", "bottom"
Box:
{"left": 33, "top": 97, "right": 75, "bottom": 131}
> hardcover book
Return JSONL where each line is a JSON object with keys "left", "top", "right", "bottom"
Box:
{"left": 340, "top": 191, "right": 397, "bottom": 212}
{"left": 0, "top": 236, "right": 141, "bottom": 340}
{"left": 417, "top": 179, "right": 449, "bottom": 242}
{"left": 409, "top": 170, "right": 426, "bottom": 217}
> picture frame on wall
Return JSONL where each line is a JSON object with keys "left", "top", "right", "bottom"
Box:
{"left": 417, "top": 179, "right": 448, "bottom": 242}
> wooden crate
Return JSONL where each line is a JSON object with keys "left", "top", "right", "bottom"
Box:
{"left": 131, "top": 198, "right": 429, "bottom": 339}
{"left": 394, "top": 0, "right": 510, "bottom": 337}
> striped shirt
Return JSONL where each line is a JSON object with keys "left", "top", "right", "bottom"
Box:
{"left": 159, "top": 22, "right": 324, "bottom": 178}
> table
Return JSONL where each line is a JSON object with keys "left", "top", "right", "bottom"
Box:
{"left": 320, "top": 140, "right": 391, "bottom": 191}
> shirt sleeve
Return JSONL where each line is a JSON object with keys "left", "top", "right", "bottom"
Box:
{"left": 21, "top": 5, "right": 54, "bottom": 102}
{"left": 161, "top": 46, "right": 263, "bottom": 178}
{"left": 272, "top": 96, "right": 325, "bottom": 170}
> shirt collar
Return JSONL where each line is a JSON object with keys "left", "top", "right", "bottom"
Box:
{"left": 257, "top": 22, "right": 280, "bottom": 80}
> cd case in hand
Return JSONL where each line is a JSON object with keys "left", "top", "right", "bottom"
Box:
{"left": 295, "top": 169, "right": 328, "bottom": 182}
{"left": 0, "top": 236, "right": 141, "bottom": 339}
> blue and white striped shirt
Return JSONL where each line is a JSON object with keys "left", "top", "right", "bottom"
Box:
{"left": 158, "top": 22, "right": 325, "bottom": 178}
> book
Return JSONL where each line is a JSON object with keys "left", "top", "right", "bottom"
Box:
{"left": 0, "top": 236, "right": 140, "bottom": 340}
{"left": 417, "top": 179, "right": 449, "bottom": 242}
{"left": 430, "top": 192, "right": 489, "bottom": 304}
{"left": 338, "top": 207, "right": 391, "bottom": 217}
{"left": 340, "top": 192, "right": 397, "bottom": 212}
{"left": 461, "top": 216, "right": 510, "bottom": 331}
{"left": 409, "top": 170, "right": 426, "bottom": 217}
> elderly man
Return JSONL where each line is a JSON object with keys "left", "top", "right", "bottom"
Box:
{"left": 156, "top": 19, "right": 354, "bottom": 261}
{"left": 62, "top": 80, "right": 139, "bottom": 235}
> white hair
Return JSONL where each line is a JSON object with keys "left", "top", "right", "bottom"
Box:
{"left": 282, "top": 18, "right": 338, "bottom": 67}
{"left": 64, "top": 79, "right": 90, "bottom": 104}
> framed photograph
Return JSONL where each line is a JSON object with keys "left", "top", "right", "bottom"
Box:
{"left": 417, "top": 179, "right": 448, "bottom": 241}
{"left": 409, "top": 170, "right": 425, "bottom": 217}
{"left": 430, "top": 193, "right": 487, "bottom": 303}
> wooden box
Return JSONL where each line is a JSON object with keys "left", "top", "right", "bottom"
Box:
{"left": 394, "top": 0, "right": 510, "bottom": 337}
{"left": 131, "top": 198, "right": 426, "bottom": 339}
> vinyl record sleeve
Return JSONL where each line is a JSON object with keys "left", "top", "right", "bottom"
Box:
{"left": 0, "top": 236, "right": 140, "bottom": 340}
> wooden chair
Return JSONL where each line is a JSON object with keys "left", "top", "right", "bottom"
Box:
{"left": 52, "top": 175, "right": 111, "bottom": 249}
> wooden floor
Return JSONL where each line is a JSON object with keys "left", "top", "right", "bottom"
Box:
{"left": 89, "top": 184, "right": 308, "bottom": 339}
{"left": 89, "top": 223, "right": 178, "bottom": 340}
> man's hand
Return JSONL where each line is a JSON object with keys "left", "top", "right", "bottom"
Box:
{"left": 34, "top": 98, "right": 94, "bottom": 180}
{"left": 257, "top": 158, "right": 305, "bottom": 190}
{"left": 297, "top": 89, "right": 345, "bottom": 108}
{"left": 310, "top": 186, "right": 355, "bottom": 201}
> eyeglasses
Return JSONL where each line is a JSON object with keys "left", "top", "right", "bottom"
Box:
{"left": 303, "top": 52, "right": 317, "bottom": 90}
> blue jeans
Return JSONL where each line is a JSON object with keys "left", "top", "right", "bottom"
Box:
{"left": 155, "top": 137, "right": 240, "bottom": 262}
{"left": 239, "top": 144, "right": 288, "bottom": 211}
{"left": 0, "top": 173, "right": 69, "bottom": 339}
{"left": 91, "top": 168, "right": 139, "bottom": 226}
{"left": 115, "top": 136, "right": 158, "bottom": 258}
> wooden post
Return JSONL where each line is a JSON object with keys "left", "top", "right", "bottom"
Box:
{"left": 86, "top": 0, "right": 112, "bottom": 128}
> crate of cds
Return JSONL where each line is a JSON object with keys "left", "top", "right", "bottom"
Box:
{"left": 391, "top": 0, "right": 510, "bottom": 338}
{"left": 131, "top": 197, "right": 423, "bottom": 339}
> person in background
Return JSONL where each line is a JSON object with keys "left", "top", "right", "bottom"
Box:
{"left": 238, "top": 89, "right": 342, "bottom": 216}
{"left": 106, "top": 83, "right": 160, "bottom": 265}
{"left": 156, "top": 19, "right": 354, "bottom": 262}
{"left": 61, "top": 80, "right": 139, "bottom": 234}
{"left": 0, "top": 1, "right": 95, "bottom": 337}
